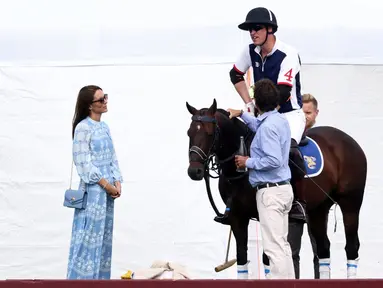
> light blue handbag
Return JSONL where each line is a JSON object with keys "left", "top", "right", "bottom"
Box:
{"left": 63, "top": 160, "right": 88, "bottom": 209}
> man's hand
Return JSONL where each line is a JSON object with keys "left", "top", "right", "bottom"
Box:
{"left": 227, "top": 108, "right": 242, "bottom": 119}
{"left": 235, "top": 155, "right": 249, "bottom": 169}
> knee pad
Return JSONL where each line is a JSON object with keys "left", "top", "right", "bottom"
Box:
{"left": 290, "top": 139, "right": 302, "bottom": 159}
{"left": 290, "top": 139, "right": 299, "bottom": 149}
{"left": 289, "top": 139, "right": 306, "bottom": 175}
{"left": 290, "top": 148, "right": 301, "bottom": 159}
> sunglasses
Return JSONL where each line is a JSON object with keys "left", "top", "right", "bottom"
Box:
{"left": 92, "top": 94, "right": 108, "bottom": 104}
{"left": 248, "top": 25, "right": 265, "bottom": 32}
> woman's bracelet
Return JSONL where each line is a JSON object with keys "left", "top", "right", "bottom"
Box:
{"left": 102, "top": 181, "right": 109, "bottom": 189}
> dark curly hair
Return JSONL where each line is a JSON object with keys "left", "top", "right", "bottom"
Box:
{"left": 253, "top": 79, "right": 280, "bottom": 113}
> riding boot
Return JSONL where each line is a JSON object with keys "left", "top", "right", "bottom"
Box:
{"left": 289, "top": 180, "right": 307, "bottom": 222}
{"left": 214, "top": 196, "right": 232, "bottom": 225}
{"left": 289, "top": 139, "right": 307, "bottom": 222}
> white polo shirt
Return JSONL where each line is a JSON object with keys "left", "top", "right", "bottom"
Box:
{"left": 233, "top": 37, "right": 303, "bottom": 114}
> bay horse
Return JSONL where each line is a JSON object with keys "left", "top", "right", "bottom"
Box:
{"left": 186, "top": 98, "right": 367, "bottom": 279}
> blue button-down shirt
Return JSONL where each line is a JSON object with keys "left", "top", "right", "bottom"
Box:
{"left": 241, "top": 109, "right": 291, "bottom": 187}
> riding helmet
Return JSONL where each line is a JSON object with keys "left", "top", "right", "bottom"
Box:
{"left": 238, "top": 7, "right": 278, "bottom": 33}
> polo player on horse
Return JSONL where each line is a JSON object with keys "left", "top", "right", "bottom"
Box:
{"left": 215, "top": 7, "right": 307, "bottom": 225}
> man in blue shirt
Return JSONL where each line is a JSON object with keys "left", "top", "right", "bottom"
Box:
{"left": 229, "top": 79, "right": 295, "bottom": 279}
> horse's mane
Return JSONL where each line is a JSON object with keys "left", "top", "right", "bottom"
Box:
{"left": 217, "top": 108, "right": 250, "bottom": 133}
{"left": 198, "top": 107, "right": 249, "bottom": 133}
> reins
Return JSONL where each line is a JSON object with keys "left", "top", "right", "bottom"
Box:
{"left": 188, "top": 110, "right": 338, "bottom": 232}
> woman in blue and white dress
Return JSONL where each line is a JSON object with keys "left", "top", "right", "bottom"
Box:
{"left": 67, "top": 85, "right": 123, "bottom": 279}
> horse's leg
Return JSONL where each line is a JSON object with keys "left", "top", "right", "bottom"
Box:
{"left": 231, "top": 215, "right": 250, "bottom": 279}
{"left": 307, "top": 223, "right": 320, "bottom": 279}
{"left": 262, "top": 251, "right": 271, "bottom": 278}
{"left": 287, "top": 219, "right": 305, "bottom": 279}
{"left": 338, "top": 194, "right": 363, "bottom": 279}
{"left": 307, "top": 202, "right": 332, "bottom": 279}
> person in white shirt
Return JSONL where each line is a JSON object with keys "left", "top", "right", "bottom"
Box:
{"left": 302, "top": 93, "right": 319, "bottom": 130}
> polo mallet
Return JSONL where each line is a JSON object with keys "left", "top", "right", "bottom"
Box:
{"left": 214, "top": 228, "right": 237, "bottom": 272}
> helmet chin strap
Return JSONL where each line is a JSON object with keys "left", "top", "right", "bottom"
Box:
{"left": 258, "top": 28, "right": 274, "bottom": 52}
{"left": 259, "top": 32, "right": 269, "bottom": 47}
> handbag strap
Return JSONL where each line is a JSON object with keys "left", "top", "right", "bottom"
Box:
{"left": 69, "top": 159, "right": 74, "bottom": 189}
{"left": 69, "top": 160, "right": 86, "bottom": 191}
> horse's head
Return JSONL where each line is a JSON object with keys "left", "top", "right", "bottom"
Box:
{"left": 186, "top": 99, "right": 218, "bottom": 180}
{"left": 186, "top": 98, "right": 250, "bottom": 181}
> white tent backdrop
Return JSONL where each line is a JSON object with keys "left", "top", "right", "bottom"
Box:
{"left": 0, "top": 0, "right": 382, "bottom": 280}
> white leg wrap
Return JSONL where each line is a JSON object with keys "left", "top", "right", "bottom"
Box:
{"left": 264, "top": 265, "right": 271, "bottom": 279}
{"left": 237, "top": 261, "right": 249, "bottom": 279}
{"left": 319, "top": 258, "right": 331, "bottom": 279}
{"left": 347, "top": 258, "right": 359, "bottom": 279}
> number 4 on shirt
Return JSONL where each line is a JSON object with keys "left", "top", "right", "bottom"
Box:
{"left": 284, "top": 68, "right": 293, "bottom": 82}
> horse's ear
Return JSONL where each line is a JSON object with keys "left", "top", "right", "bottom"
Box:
{"left": 186, "top": 101, "right": 197, "bottom": 115}
{"left": 207, "top": 98, "right": 217, "bottom": 115}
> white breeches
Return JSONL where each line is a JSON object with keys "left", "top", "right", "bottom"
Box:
{"left": 283, "top": 109, "right": 306, "bottom": 144}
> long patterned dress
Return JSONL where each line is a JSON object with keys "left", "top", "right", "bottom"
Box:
{"left": 67, "top": 116, "right": 123, "bottom": 279}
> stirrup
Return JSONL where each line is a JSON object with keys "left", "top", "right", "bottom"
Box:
{"left": 214, "top": 215, "right": 230, "bottom": 225}
{"left": 289, "top": 200, "right": 307, "bottom": 222}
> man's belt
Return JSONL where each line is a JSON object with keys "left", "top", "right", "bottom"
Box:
{"left": 255, "top": 180, "right": 290, "bottom": 191}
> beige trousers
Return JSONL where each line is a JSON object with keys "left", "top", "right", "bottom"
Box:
{"left": 256, "top": 183, "right": 295, "bottom": 279}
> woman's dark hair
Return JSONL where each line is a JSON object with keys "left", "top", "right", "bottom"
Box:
{"left": 72, "top": 85, "right": 102, "bottom": 138}
{"left": 253, "top": 79, "right": 280, "bottom": 112}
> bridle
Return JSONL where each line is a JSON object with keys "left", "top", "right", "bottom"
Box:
{"left": 188, "top": 113, "right": 253, "bottom": 178}
{"left": 188, "top": 114, "right": 221, "bottom": 178}
{"left": 188, "top": 112, "right": 252, "bottom": 217}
